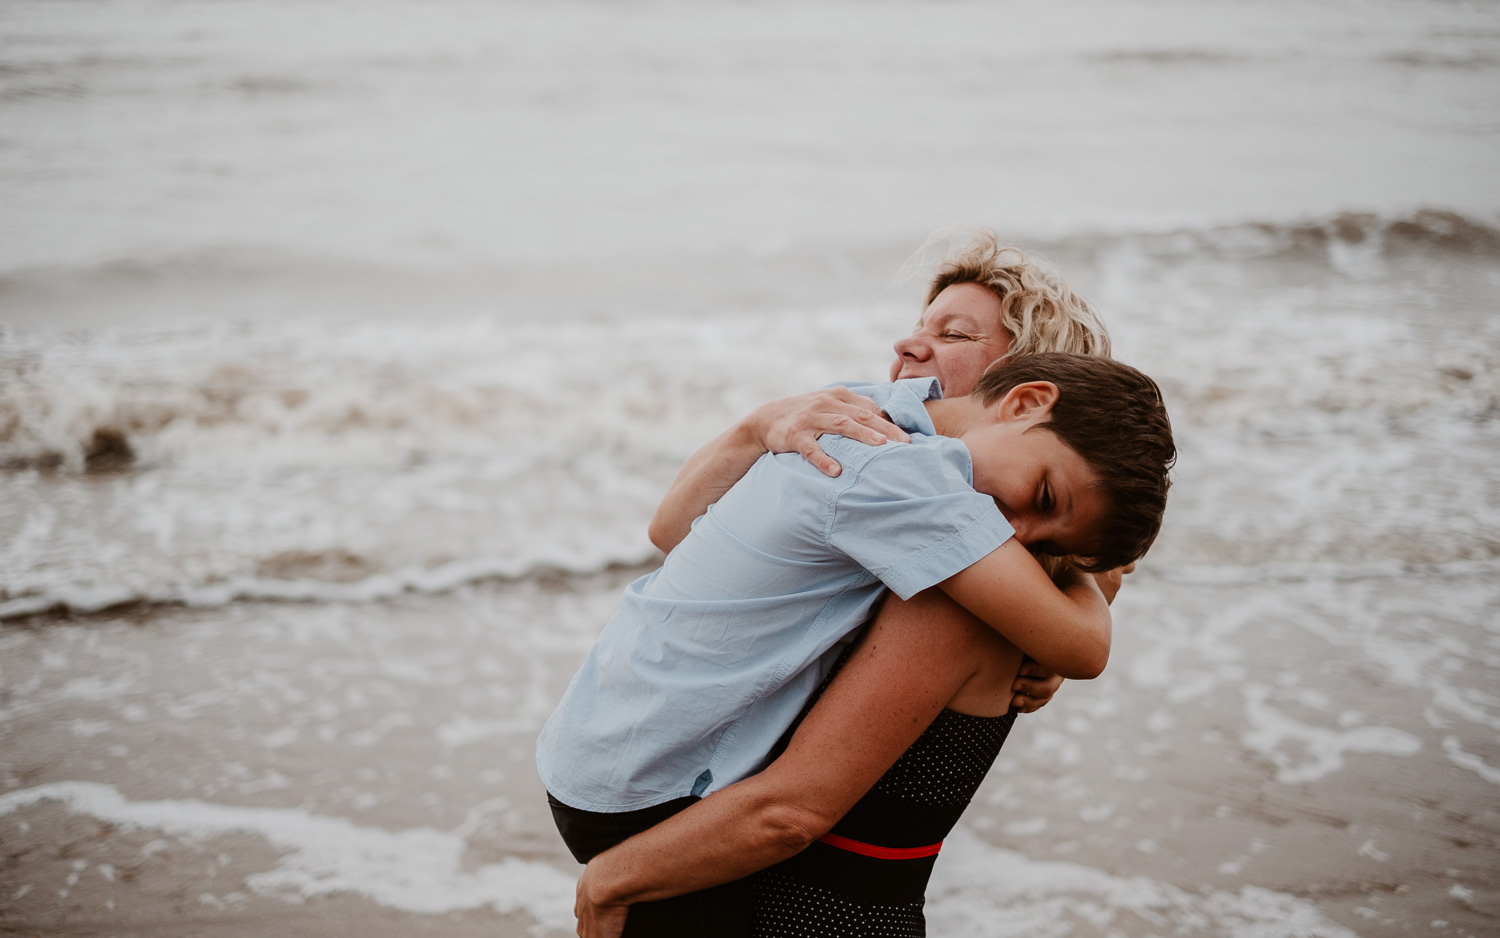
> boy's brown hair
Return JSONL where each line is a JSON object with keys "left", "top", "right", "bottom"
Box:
{"left": 973, "top": 353, "right": 1175, "bottom": 572}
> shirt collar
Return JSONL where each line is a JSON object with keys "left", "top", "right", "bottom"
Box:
{"left": 885, "top": 377, "right": 943, "bottom": 436}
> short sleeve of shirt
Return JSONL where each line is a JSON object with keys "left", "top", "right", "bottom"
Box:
{"left": 826, "top": 438, "right": 1015, "bottom": 601}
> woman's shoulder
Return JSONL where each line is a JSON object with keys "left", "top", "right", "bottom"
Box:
{"left": 864, "top": 590, "right": 1022, "bottom": 719}
{"left": 943, "top": 620, "right": 1024, "bottom": 718}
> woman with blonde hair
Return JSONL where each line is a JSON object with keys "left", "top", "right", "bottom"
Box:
{"left": 650, "top": 231, "right": 1110, "bottom": 498}
{"left": 559, "top": 231, "right": 1129, "bottom": 937}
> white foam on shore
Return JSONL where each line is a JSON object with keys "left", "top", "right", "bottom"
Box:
{"left": 1148, "top": 559, "right": 1500, "bottom": 588}
{"left": 927, "top": 826, "right": 1360, "bottom": 938}
{"left": 0, "top": 781, "right": 576, "bottom": 934}
{"left": 1241, "top": 684, "right": 1422, "bottom": 785}
{"left": 0, "top": 548, "right": 659, "bottom": 620}
{"left": 4, "top": 231, "right": 1499, "bottom": 621}
{"left": 1441, "top": 736, "right": 1500, "bottom": 787}
{"left": 1, "top": 781, "right": 1365, "bottom": 937}
{"left": 0, "top": 307, "right": 894, "bottom": 617}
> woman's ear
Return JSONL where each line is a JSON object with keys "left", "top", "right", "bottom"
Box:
{"left": 996, "top": 381, "right": 1059, "bottom": 422}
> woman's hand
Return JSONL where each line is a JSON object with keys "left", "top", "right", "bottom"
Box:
{"left": 746, "top": 388, "right": 909, "bottom": 478}
{"left": 650, "top": 388, "right": 910, "bottom": 553}
{"left": 575, "top": 865, "right": 629, "bottom": 938}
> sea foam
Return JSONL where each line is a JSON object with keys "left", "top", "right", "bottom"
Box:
{"left": 0, "top": 781, "right": 1364, "bottom": 937}
{"left": 0, "top": 781, "right": 577, "bottom": 932}
{"left": 3, "top": 212, "right": 1498, "bottom": 618}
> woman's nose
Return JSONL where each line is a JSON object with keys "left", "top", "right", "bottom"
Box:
{"left": 894, "top": 334, "right": 931, "bottom": 361}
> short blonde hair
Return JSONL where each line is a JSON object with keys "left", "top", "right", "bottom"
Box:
{"left": 925, "top": 230, "right": 1111, "bottom": 361}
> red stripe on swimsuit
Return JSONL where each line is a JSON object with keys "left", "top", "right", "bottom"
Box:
{"left": 816, "top": 832, "right": 943, "bottom": 860}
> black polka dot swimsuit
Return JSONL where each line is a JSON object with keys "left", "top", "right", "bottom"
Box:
{"left": 750, "top": 667, "right": 1016, "bottom": 937}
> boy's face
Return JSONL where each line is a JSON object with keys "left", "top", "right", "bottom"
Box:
{"left": 964, "top": 386, "right": 1111, "bottom": 559}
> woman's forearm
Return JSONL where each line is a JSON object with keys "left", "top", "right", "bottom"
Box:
{"left": 580, "top": 779, "right": 830, "bottom": 909}
{"left": 576, "top": 592, "right": 984, "bottom": 930}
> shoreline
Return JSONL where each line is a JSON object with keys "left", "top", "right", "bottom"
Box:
{"left": 2, "top": 570, "right": 1494, "bottom": 936}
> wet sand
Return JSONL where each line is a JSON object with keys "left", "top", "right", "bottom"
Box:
{"left": 2, "top": 565, "right": 1494, "bottom": 937}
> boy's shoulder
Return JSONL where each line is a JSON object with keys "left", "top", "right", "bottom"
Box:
{"left": 818, "top": 377, "right": 947, "bottom": 476}
{"left": 814, "top": 378, "right": 976, "bottom": 497}
{"left": 829, "top": 377, "right": 943, "bottom": 431}
{"left": 831, "top": 429, "right": 976, "bottom": 497}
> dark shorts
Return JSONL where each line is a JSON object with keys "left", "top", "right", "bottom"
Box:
{"left": 547, "top": 793, "right": 753, "bottom": 938}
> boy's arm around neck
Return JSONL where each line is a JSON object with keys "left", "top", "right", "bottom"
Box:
{"left": 938, "top": 539, "right": 1111, "bottom": 680}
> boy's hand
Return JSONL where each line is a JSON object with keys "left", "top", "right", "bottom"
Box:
{"left": 748, "top": 388, "right": 909, "bottom": 478}
{"left": 1010, "top": 658, "right": 1063, "bottom": 713}
{"left": 575, "top": 866, "right": 628, "bottom": 938}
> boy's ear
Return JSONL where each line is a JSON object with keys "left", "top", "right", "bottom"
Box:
{"left": 996, "top": 381, "right": 1059, "bottom": 423}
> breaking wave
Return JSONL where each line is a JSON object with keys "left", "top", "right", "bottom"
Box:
{"left": 2, "top": 210, "right": 1497, "bottom": 619}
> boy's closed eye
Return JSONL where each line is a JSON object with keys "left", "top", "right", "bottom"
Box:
{"left": 1036, "top": 479, "right": 1055, "bottom": 515}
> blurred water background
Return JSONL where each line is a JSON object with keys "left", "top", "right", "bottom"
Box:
{"left": 1, "top": 1, "right": 1497, "bottom": 936}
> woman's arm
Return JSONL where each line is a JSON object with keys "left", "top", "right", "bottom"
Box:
{"left": 648, "top": 389, "right": 909, "bottom": 553}
{"left": 573, "top": 565, "right": 1125, "bottom": 933}
{"left": 575, "top": 590, "right": 1014, "bottom": 937}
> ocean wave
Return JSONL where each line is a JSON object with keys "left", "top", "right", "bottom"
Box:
{"left": 1142, "top": 558, "right": 1500, "bottom": 587}
{"left": 0, "top": 552, "right": 661, "bottom": 622}
{"left": 1029, "top": 209, "right": 1500, "bottom": 272}
{"left": 1084, "top": 49, "right": 1260, "bottom": 66}
{"left": 0, "top": 307, "right": 896, "bottom": 614}
{"left": 1381, "top": 50, "right": 1500, "bottom": 70}
{"left": 6, "top": 209, "right": 1500, "bottom": 284}
{"left": 2, "top": 213, "right": 1496, "bottom": 613}
{"left": 6, "top": 554, "right": 1498, "bottom": 624}
{"left": 1224, "top": 209, "right": 1500, "bottom": 258}
{"left": 0, "top": 245, "right": 382, "bottom": 292}
{"left": 0, "top": 300, "right": 903, "bottom": 472}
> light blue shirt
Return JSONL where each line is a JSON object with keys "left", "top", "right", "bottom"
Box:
{"left": 536, "top": 378, "right": 1015, "bottom": 812}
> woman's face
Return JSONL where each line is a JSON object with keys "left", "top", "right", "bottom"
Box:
{"left": 888, "top": 282, "right": 1013, "bottom": 397}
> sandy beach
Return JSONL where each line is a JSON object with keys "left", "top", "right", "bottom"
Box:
{"left": 2, "top": 563, "right": 1495, "bottom": 936}
{"left": 4, "top": 1, "right": 1499, "bottom": 935}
